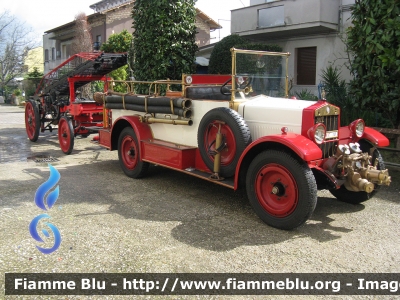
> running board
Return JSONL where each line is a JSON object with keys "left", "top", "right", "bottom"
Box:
{"left": 81, "top": 126, "right": 103, "bottom": 131}
{"left": 141, "top": 139, "right": 235, "bottom": 189}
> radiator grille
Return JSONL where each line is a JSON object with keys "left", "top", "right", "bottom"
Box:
{"left": 318, "top": 140, "right": 337, "bottom": 158}
{"left": 315, "top": 115, "right": 338, "bottom": 131}
{"left": 315, "top": 115, "right": 339, "bottom": 158}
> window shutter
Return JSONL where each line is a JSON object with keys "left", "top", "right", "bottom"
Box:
{"left": 297, "top": 47, "right": 316, "bottom": 85}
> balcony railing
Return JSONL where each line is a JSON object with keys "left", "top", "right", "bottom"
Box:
{"left": 231, "top": 0, "right": 340, "bottom": 40}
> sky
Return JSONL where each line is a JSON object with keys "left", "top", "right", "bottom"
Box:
{"left": 1, "top": 0, "right": 250, "bottom": 45}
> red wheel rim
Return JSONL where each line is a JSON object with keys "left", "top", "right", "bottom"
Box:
{"left": 58, "top": 118, "right": 71, "bottom": 152}
{"left": 25, "top": 102, "right": 36, "bottom": 139}
{"left": 255, "top": 163, "right": 298, "bottom": 217}
{"left": 204, "top": 122, "right": 237, "bottom": 166}
{"left": 121, "top": 135, "right": 138, "bottom": 170}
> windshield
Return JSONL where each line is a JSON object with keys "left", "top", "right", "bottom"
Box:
{"left": 232, "top": 48, "right": 290, "bottom": 100}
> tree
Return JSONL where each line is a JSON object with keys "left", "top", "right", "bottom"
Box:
{"left": 208, "top": 34, "right": 282, "bottom": 74}
{"left": 0, "top": 11, "right": 36, "bottom": 93}
{"left": 23, "top": 67, "right": 44, "bottom": 98}
{"left": 101, "top": 29, "right": 132, "bottom": 53}
{"left": 346, "top": 0, "right": 400, "bottom": 147}
{"left": 208, "top": 34, "right": 246, "bottom": 74}
{"left": 131, "top": 0, "right": 198, "bottom": 91}
{"left": 71, "top": 13, "right": 92, "bottom": 54}
{"left": 100, "top": 30, "right": 133, "bottom": 92}
{"left": 72, "top": 12, "right": 92, "bottom": 97}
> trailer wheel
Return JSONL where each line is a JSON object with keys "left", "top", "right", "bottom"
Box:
{"left": 198, "top": 107, "right": 251, "bottom": 178}
{"left": 118, "top": 127, "right": 149, "bottom": 178}
{"left": 25, "top": 100, "right": 40, "bottom": 142}
{"left": 329, "top": 141, "right": 385, "bottom": 204}
{"left": 246, "top": 150, "right": 317, "bottom": 230}
{"left": 58, "top": 116, "right": 74, "bottom": 154}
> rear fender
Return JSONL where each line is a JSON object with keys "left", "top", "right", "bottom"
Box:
{"left": 234, "top": 133, "right": 322, "bottom": 189}
{"left": 110, "top": 116, "right": 153, "bottom": 150}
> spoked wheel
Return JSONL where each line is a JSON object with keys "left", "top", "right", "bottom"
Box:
{"left": 118, "top": 127, "right": 149, "bottom": 178}
{"left": 246, "top": 150, "right": 317, "bottom": 230}
{"left": 58, "top": 116, "right": 74, "bottom": 154}
{"left": 198, "top": 107, "right": 251, "bottom": 177}
{"left": 25, "top": 100, "right": 40, "bottom": 142}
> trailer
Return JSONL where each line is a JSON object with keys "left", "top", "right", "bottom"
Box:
{"left": 25, "top": 52, "right": 127, "bottom": 153}
{"left": 25, "top": 48, "right": 391, "bottom": 229}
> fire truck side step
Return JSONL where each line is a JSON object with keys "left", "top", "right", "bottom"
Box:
{"left": 140, "top": 139, "right": 234, "bottom": 188}
{"left": 182, "top": 168, "right": 234, "bottom": 189}
{"left": 142, "top": 139, "right": 196, "bottom": 170}
{"left": 82, "top": 126, "right": 102, "bottom": 131}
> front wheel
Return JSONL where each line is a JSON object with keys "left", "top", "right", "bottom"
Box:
{"left": 58, "top": 116, "right": 74, "bottom": 154}
{"left": 118, "top": 127, "right": 149, "bottom": 178}
{"left": 246, "top": 150, "right": 317, "bottom": 230}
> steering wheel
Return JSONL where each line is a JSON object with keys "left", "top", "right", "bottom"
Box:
{"left": 239, "top": 76, "right": 253, "bottom": 89}
{"left": 220, "top": 78, "right": 232, "bottom": 96}
{"left": 220, "top": 76, "right": 254, "bottom": 96}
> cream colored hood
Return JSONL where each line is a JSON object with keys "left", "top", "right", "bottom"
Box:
{"left": 238, "top": 95, "right": 317, "bottom": 139}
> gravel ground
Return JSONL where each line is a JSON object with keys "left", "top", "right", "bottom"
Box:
{"left": 0, "top": 104, "right": 399, "bottom": 300}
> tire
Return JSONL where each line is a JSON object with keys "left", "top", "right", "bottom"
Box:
{"left": 197, "top": 107, "right": 252, "bottom": 178}
{"left": 58, "top": 116, "right": 74, "bottom": 154}
{"left": 118, "top": 127, "right": 149, "bottom": 178}
{"left": 25, "top": 100, "right": 40, "bottom": 142}
{"left": 329, "top": 140, "right": 385, "bottom": 204}
{"left": 246, "top": 150, "right": 317, "bottom": 230}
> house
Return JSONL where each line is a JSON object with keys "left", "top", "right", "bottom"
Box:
{"left": 231, "top": 0, "right": 354, "bottom": 95}
{"left": 43, "top": 0, "right": 221, "bottom": 74}
{"left": 24, "top": 47, "right": 44, "bottom": 74}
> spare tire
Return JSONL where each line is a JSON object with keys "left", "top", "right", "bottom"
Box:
{"left": 197, "top": 107, "right": 252, "bottom": 177}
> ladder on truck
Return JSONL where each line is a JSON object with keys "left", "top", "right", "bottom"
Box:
{"left": 35, "top": 52, "right": 127, "bottom": 101}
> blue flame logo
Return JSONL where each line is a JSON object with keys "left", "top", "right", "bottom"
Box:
{"left": 35, "top": 164, "right": 60, "bottom": 210}
{"left": 29, "top": 164, "right": 62, "bottom": 254}
{"left": 29, "top": 214, "right": 62, "bottom": 254}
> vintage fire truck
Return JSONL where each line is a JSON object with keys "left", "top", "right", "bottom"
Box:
{"left": 25, "top": 48, "right": 391, "bottom": 230}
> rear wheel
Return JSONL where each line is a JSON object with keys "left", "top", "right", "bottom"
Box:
{"left": 25, "top": 100, "right": 40, "bottom": 142}
{"left": 118, "top": 127, "right": 149, "bottom": 178}
{"left": 58, "top": 116, "right": 74, "bottom": 154}
{"left": 329, "top": 140, "right": 385, "bottom": 204}
{"left": 246, "top": 150, "right": 317, "bottom": 230}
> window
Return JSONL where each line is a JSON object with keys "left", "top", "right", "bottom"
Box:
{"left": 51, "top": 47, "right": 56, "bottom": 61}
{"left": 258, "top": 6, "right": 284, "bottom": 28}
{"left": 96, "top": 35, "right": 102, "bottom": 43}
{"left": 296, "top": 47, "right": 317, "bottom": 85}
{"left": 45, "top": 49, "right": 49, "bottom": 62}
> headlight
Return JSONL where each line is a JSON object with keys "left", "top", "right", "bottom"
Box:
{"left": 349, "top": 119, "right": 365, "bottom": 138}
{"left": 308, "top": 123, "right": 326, "bottom": 145}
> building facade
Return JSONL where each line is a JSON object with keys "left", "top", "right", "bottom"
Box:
{"left": 231, "top": 0, "right": 354, "bottom": 95}
{"left": 43, "top": 0, "right": 220, "bottom": 74}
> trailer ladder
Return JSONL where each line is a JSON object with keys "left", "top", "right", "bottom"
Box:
{"left": 35, "top": 52, "right": 127, "bottom": 97}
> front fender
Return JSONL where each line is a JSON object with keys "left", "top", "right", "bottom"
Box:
{"left": 234, "top": 133, "right": 322, "bottom": 188}
{"left": 110, "top": 116, "right": 153, "bottom": 150}
{"left": 363, "top": 127, "right": 390, "bottom": 147}
{"left": 339, "top": 126, "right": 390, "bottom": 147}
